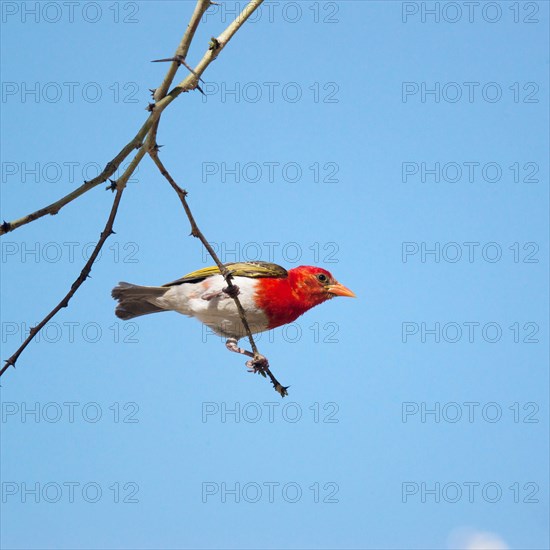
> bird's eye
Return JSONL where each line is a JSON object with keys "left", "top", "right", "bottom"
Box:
{"left": 316, "top": 273, "right": 328, "bottom": 283}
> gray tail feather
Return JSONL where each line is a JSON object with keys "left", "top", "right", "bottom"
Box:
{"left": 112, "top": 282, "right": 169, "bottom": 320}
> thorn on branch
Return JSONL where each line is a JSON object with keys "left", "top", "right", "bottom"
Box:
{"left": 146, "top": 103, "right": 156, "bottom": 112}
{"left": 149, "top": 88, "right": 157, "bottom": 97}
{"left": 209, "top": 37, "right": 221, "bottom": 51}
{"left": 106, "top": 179, "right": 118, "bottom": 193}
{"left": 100, "top": 228, "right": 115, "bottom": 239}
{"left": 151, "top": 57, "right": 176, "bottom": 63}
{"left": 1, "top": 221, "right": 12, "bottom": 233}
{"left": 196, "top": 84, "right": 206, "bottom": 96}
{"left": 152, "top": 55, "right": 204, "bottom": 82}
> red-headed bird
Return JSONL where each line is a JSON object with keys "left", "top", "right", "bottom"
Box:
{"left": 112, "top": 261, "right": 354, "bottom": 365}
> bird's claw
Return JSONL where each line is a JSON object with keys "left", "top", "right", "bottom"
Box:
{"left": 246, "top": 355, "right": 268, "bottom": 377}
{"left": 222, "top": 284, "right": 240, "bottom": 298}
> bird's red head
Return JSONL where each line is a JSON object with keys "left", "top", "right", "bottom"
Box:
{"left": 288, "top": 266, "right": 356, "bottom": 305}
{"left": 255, "top": 265, "right": 355, "bottom": 330}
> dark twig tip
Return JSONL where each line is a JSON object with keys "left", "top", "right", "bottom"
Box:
{"left": 1, "top": 221, "right": 12, "bottom": 233}
{"left": 274, "top": 384, "right": 290, "bottom": 398}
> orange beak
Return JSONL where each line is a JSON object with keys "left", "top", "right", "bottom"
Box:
{"left": 327, "top": 281, "right": 356, "bottom": 298}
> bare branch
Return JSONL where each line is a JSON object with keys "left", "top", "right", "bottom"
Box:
{"left": 0, "top": 147, "right": 146, "bottom": 378}
{"left": 0, "top": 119, "right": 151, "bottom": 236}
{"left": 0, "top": 137, "right": 140, "bottom": 235}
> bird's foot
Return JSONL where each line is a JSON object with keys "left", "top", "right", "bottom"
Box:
{"left": 226, "top": 338, "right": 253, "bottom": 357}
{"left": 226, "top": 339, "right": 288, "bottom": 397}
{"left": 246, "top": 354, "right": 269, "bottom": 378}
{"left": 222, "top": 284, "right": 240, "bottom": 298}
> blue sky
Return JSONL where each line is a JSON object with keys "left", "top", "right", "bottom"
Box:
{"left": 0, "top": 1, "right": 548, "bottom": 549}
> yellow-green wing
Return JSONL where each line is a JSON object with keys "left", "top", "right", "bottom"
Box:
{"left": 163, "top": 261, "right": 288, "bottom": 287}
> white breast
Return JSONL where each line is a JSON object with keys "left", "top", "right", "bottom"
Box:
{"left": 156, "top": 275, "right": 269, "bottom": 339}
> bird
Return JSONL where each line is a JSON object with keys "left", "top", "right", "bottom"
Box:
{"left": 111, "top": 261, "right": 355, "bottom": 368}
